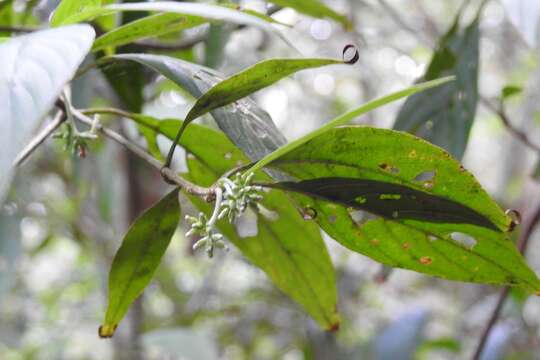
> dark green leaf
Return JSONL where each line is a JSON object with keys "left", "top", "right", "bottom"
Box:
{"left": 109, "top": 54, "right": 287, "bottom": 161}
{"left": 269, "top": 0, "right": 352, "bottom": 29}
{"left": 182, "top": 57, "right": 347, "bottom": 124}
{"left": 92, "top": 13, "right": 206, "bottom": 52}
{"left": 99, "top": 190, "right": 180, "bottom": 338}
{"left": 393, "top": 15, "right": 479, "bottom": 160}
{"left": 101, "top": 61, "right": 145, "bottom": 113}
{"left": 501, "top": 85, "right": 523, "bottom": 100}
{"left": 0, "top": 25, "right": 95, "bottom": 204}
{"left": 267, "top": 177, "right": 498, "bottom": 230}
{"left": 265, "top": 126, "right": 540, "bottom": 292}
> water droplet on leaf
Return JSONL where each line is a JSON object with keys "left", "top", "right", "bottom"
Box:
{"left": 302, "top": 207, "right": 318, "bottom": 220}
{"left": 505, "top": 209, "right": 521, "bottom": 231}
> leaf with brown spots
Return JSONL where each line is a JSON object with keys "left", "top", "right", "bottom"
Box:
{"left": 263, "top": 126, "right": 540, "bottom": 292}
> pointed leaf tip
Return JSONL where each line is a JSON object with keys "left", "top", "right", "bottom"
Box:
{"left": 98, "top": 324, "right": 117, "bottom": 339}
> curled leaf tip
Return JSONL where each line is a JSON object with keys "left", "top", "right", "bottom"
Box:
{"left": 98, "top": 324, "right": 117, "bottom": 339}
{"left": 328, "top": 321, "right": 340, "bottom": 332}
{"left": 505, "top": 209, "right": 521, "bottom": 232}
{"left": 342, "top": 44, "right": 359, "bottom": 64}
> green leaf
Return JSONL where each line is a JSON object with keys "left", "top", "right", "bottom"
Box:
{"left": 393, "top": 15, "right": 480, "bottom": 160}
{"left": 101, "top": 61, "right": 145, "bottom": 113}
{"left": 264, "top": 126, "right": 540, "bottom": 292}
{"left": 53, "top": 2, "right": 293, "bottom": 47}
{"left": 182, "top": 56, "right": 349, "bottom": 124}
{"left": 501, "top": 85, "right": 523, "bottom": 100}
{"left": 250, "top": 76, "right": 454, "bottom": 173}
{"left": 127, "top": 115, "right": 340, "bottom": 330}
{"left": 108, "top": 54, "right": 287, "bottom": 161}
{"left": 269, "top": 0, "right": 352, "bottom": 29}
{"left": 92, "top": 13, "right": 206, "bottom": 52}
{"left": 0, "top": 25, "right": 95, "bottom": 204}
{"left": 267, "top": 177, "right": 498, "bottom": 230}
{"left": 99, "top": 190, "right": 180, "bottom": 338}
{"left": 50, "top": 0, "right": 101, "bottom": 27}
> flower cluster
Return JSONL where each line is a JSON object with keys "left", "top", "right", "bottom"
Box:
{"left": 186, "top": 172, "right": 262, "bottom": 258}
{"left": 217, "top": 172, "right": 263, "bottom": 223}
{"left": 185, "top": 213, "right": 227, "bottom": 258}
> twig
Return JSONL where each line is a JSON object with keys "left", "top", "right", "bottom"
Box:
{"left": 14, "top": 110, "right": 66, "bottom": 166}
{"left": 481, "top": 97, "right": 540, "bottom": 153}
{"left": 471, "top": 287, "right": 511, "bottom": 360}
{"left": 68, "top": 106, "right": 214, "bottom": 198}
{"left": 471, "top": 202, "right": 540, "bottom": 360}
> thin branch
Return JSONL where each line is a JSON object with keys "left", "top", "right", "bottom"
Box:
{"left": 471, "top": 202, "right": 540, "bottom": 360}
{"left": 471, "top": 287, "right": 510, "bottom": 360}
{"left": 68, "top": 106, "right": 214, "bottom": 198}
{"left": 480, "top": 97, "right": 540, "bottom": 153}
{"left": 14, "top": 110, "right": 66, "bottom": 166}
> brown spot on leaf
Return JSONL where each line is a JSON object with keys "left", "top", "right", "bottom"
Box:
{"left": 419, "top": 256, "right": 432, "bottom": 265}
{"left": 328, "top": 321, "right": 340, "bottom": 332}
{"left": 402, "top": 242, "right": 410, "bottom": 250}
{"left": 371, "top": 238, "right": 380, "bottom": 245}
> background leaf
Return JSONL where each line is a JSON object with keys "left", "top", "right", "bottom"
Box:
{"left": 372, "top": 308, "right": 430, "bottom": 360}
{"left": 269, "top": 0, "right": 351, "bottom": 29}
{"left": 54, "top": 1, "right": 292, "bottom": 46}
{"left": 92, "top": 13, "right": 206, "bottom": 52}
{"left": 50, "top": 0, "right": 101, "bottom": 27}
{"left": 0, "top": 25, "right": 95, "bottom": 204}
{"left": 392, "top": 15, "right": 479, "bottom": 160}
{"left": 99, "top": 189, "right": 180, "bottom": 338}
{"left": 110, "top": 54, "right": 288, "bottom": 162}
{"left": 265, "top": 126, "right": 540, "bottom": 292}
{"left": 250, "top": 76, "right": 453, "bottom": 173}
{"left": 142, "top": 328, "right": 218, "bottom": 360}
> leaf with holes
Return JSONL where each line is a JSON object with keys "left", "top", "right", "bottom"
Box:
{"left": 128, "top": 114, "right": 340, "bottom": 330}
{"left": 99, "top": 190, "right": 180, "bottom": 338}
{"left": 108, "top": 54, "right": 287, "bottom": 162}
{"left": 269, "top": 0, "right": 352, "bottom": 29}
{"left": 262, "top": 126, "right": 540, "bottom": 292}
{"left": 0, "top": 25, "right": 95, "bottom": 204}
{"left": 393, "top": 14, "right": 479, "bottom": 160}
